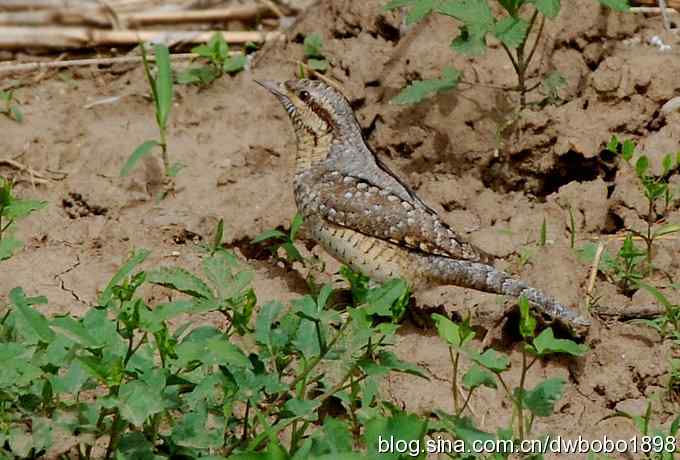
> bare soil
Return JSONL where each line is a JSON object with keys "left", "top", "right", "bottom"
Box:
{"left": 2, "top": 1, "right": 680, "bottom": 458}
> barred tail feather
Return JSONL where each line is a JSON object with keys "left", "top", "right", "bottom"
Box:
{"left": 427, "top": 257, "right": 591, "bottom": 337}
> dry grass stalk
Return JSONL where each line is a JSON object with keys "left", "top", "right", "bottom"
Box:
{"left": 0, "top": 27, "right": 282, "bottom": 49}
{"left": 121, "top": 4, "right": 274, "bottom": 26}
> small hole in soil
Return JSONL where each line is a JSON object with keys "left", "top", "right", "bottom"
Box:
{"left": 365, "top": 80, "right": 380, "bottom": 87}
{"left": 603, "top": 211, "right": 624, "bottom": 234}
{"left": 292, "top": 33, "right": 305, "bottom": 44}
{"left": 374, "top": 15, "right": 400, "bottom": 42}
{"left": 538, "top": 151, "right": 601, "bottom": 197}
{"left": 350, "top": 97, "right": 365, "bottom": 111}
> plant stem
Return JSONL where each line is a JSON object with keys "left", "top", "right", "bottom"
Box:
{"left": 104, "top": 410, "right": 122, "bottom": 460}
{"left": 646, "top": 199, "right": 654, "bottom": 276}
{"left": 449, "top": 347, "right": 460, "bottom": 413}
{"left": 517, "top": 346, "right": 528, "bottom": 441}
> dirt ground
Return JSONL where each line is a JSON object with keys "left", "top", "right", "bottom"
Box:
{"left": 2, "top": 0, "right": 680, "bottom": 458}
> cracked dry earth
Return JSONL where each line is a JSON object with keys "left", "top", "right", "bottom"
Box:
{"left": 2, "top": 0, "right": 680, "bottom": 457}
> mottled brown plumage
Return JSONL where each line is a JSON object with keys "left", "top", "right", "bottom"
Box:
{"left": 257, "top": 78, "right": 591, "bottom": 337}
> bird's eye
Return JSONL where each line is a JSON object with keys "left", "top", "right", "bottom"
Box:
{"left": 299, "top": 90, "right": 311, "bottom": 102}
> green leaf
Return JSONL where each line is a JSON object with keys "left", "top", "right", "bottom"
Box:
{"left": 519, "top": 377, "right": 565, "bottom": 417}
{"left": 284, "top": 398, "right": 321, "bottom": 418}
{"left": 147, "top": 266, "right": 214, "bottom": 300}
{"left": 290, "top": 213, "right": 304, "bottom": 241}
{"left": 432, "top": 313, "right": 474, "bottom": 347}
{"left": 3, "top": 199, "right": 47, "bottom": 220}
{"left": 450, "top": 26, "right": 488, "bottom": 55}
{"left": 303, "top": 33, "right": 325, "bottom": 58}
{"left": 493, "top": 17, "right": 529, "bottom": 48}
{"left": 307, "top": 58, "right": 328, "bottom": 71}
{"left": 224, "top": 54, "right": 247, "bottom": 74}
{"left": 392, "top": 66, "right": 460, "bottom": 104}
{"left": 10, "top": 105, "right": 23, "bottom": 123}
{"left": 653, "top": 223, "right": 680, "bottom": 238}
{"left": 118, "top": 380, "right": 165, "bottom": 426}
{"left": 621, "top": 139, "right": 635, "bottom": 161}
{"left": 470, "top": 349, "right": 510, "bottom": 373}
{"left": 255, "top": 301, "right": 285, "bottom": 350}
{"left": 518, "top": 296, "right": 536, "bottom": 339}
{"left": 384, "top": 0, "right": 416, "bottom": 9}
{"left": 120, "top": 140, "right": 158, "bottom": 176}
{"left": 10, "top": 287, "right": 54, "bottom": 343}
{"left": 98, "top": 248, "right": 150, "bottom": 306}
{"left": 462, "top": 364, "right": 497, "bottom": 390}
{"left": 364, "top": 413, "right": 427, "bottom": 459}
{"left": 171, "top": 408, "right": 224, "bottom": 449}
{"left": 252, "top": 228, "right": 287, "bottom": 244}
{"left": 606, "top": 135, "right": 620, "bottom": 153}
{"left": 532, "top": 328, "right": 589, "bottom": 357}
{"left": 662, "top": 153, "right": 674, "bottom": 175}
{"left": 437, "top": 0, "right": 494, "bottom": 36}
{"left": 598, "top": 0, "right": 630, "bottom": 11}
{"left": 0, "top": 236, "right": 23, "bottom": 260}
{"left": 434, "top": 413, "right": 495, "bottom": 446}
{"left": 51, "top": 316, "right": 101, "bottom": 348}
{"left": 153, "top": 44, "right": 173, "bottom": 130}
{"left": 364, "top": 278, "right": 410, "bottom": 317}
{"left": 637, "top": 282, "right": 674, "bottom": 309}
{"left": 528, "top": 0, "right": 561, "bottom": 18}
{"left": 635, "top": 155, "right": 649, "bottom": 177}
{"left": 406, "top": 0, "right": 437, "bottom": 24}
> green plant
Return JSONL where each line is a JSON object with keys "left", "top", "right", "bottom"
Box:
{"left": 0, "top": 245, "right": 429, "bottom": 458}
{"left": 120, "top": 44, "right": 181, "bottom": 186}
{"left": 384, "top": 0, "right": 630, "bottom": 108}
{"left": 578, "top": 235, "right": 646, "bottom": 293}
{"left": 606, "top": 136, "right": 680, "bottom": 276}
{"left": 603, "top": 402, "right": 679, "bottom": 460}
{"left": 636, "top": 282, "right": 680, "bottom": 340}
{"left": 252, "top": 213, "right": 306, "bottom": 267}
{"left": 0, "top": 90, "right": 23, "bottom": 122}
{"left": 176, "top": 33, "right": 247, "bottom": 86}
{"left": 429, "top": 296, "right": 588, "bottom": 453}
{"left": 303, "top": 33, "right": 329, "bottom": 73}
{"left": 0, "top": 177, "right": 46, "bottom": 261}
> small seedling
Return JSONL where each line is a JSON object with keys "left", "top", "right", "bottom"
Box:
{"left": 302, "top": 33, "right": 329, "bottom": 75}
{"left": 0, "top": 177, "right": 46, "bottom": 261}
{"left": 636, "top": 282, "right": 680, "bottom": 339}
{"left": 252, "top": 213, "right": 305, "bottom": 266}
{"left": 578, "top": 235, "right": 646, "bottom": 293}
{"left": 176, "top": 32, "right": 247, "bottom": 86}
{"left": 0, "top": 90, "right": 23, "bottom": 122}
{"left": 607, "top": 135, "right": 680, "bottom": 276}
{"left": 120, "top": 43, "right": 181, "bottom": 189}
{"left": 430, "top": 296, "right": 588, "bottom": 449}
{"left": 385, "top": 0, "right": 630, "bottom": 108}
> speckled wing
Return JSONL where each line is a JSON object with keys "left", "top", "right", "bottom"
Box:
{"left": 310, "top": 171, "right": 492, "bottom": 263}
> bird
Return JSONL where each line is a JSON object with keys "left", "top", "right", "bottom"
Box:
{"left": 256, "top": 78, "right": 591, "bottom": 338}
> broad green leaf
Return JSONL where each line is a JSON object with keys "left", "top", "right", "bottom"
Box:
{"left": 384, "top": 0, "right": 416, "bottom": 9}
{"left": 598, "top": 0, "right": 630, "bottom": 11}
{"left": 307, "top": 58, "right": 328, "bottom": 71}
{"left": 432, "top": 313, "right": 474, "bottom": 347}
{"left": 116, "top": 432, "right": 161, "bottom": 460}
{"left": 51, "top": 316, "right": 101, "bottom": 348}
{"left": 0, "top": 236, "right": 22, "bottom": 260}
{"left": 493, "top": 17, "right": 529, "bottom": 48}
{"left": 171, "top": 409, "right": 225, "bottom": 449}
{"left": 284, "top": 398, "right": 321, "bottom": 418}
{"left": 255, "top": 301, "right": 285, "bottom": 350}
{"left": 304, "top": 33, "right": 325, "bottom": 58}
{"left": 290, "top": 213, "right": 304, "bottom": 240}
{"left": 10, "top": 287, "right": 54, "bottom": 343}
{"left": 635, "top": 155, "right": 649, "bottom": 177}
{"left": 360, "top": 350, "right": 429, "bottom": 379}
{"left": 462, "top": 364, "right": 497, "bottom": 390}
{"left": 528, "top": 0, "right": 561, "bottom": 18}
{"left": 622, "top": 139, "right": 635, "bottom": 161}
{"left": 364, "top": 278, "right": 410, "bottom": 317}
{"left": 98, "top": 248, "right": 150, "bottom": 306}
{"left": 120, "top": 140, "right": 158, "bottom": 176}
{"left": 392, "top": 67, "right": 460, "bottom": 104}
{"left": 153, "top": 44, "right": 173, "bottom": 130}
{"left": 470, "top": 349, "right": 510, "bottom": 373}
{"left": 518, "top": 296, "right": 536, "bottom": 339}
{"left": 118, "top": 380, "right": 165, "bottom": 426}
{"left": 519, "top": 377, "right": 565, "bottom": 416}
{"left": 364, "top": 413, "right": 427, "bottom": 459}
{"left": 437, "top": 0, "right": 494, "bottom": 36}
{"left": 450, "top": 27, "right": 487, "bottom": 56}
{"left": 434, "top": 412, "right": 495, "bottom": 446}
{"left": 224, "top": 54, "right": 247, "bottom": 74}
{"left": 497, "top": 0, "right": 523, "bottom": 16}
{"left": 405, "top": 0, "right": 437, "bottom": 24}
{"left": 532, "top": 328, "right": 589, "bottom": 357}
{"left": 662, "top": 153, "right": 674, "bottom": 174}
{"left": 3, "top": 199, "right": 47, "bottom": 220}
{"left": 147, "top": 266, "right": 214, "bottom": 300}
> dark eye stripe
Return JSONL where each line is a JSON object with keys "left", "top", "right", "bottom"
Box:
{"left": 308, "top": 99, "right": 335, "bottom": 131}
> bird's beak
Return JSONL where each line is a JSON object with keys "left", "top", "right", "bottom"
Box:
{"left": 255, "top": 79, "right": 287, "bottom": 100}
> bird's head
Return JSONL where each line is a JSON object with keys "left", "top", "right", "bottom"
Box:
{"left": 255, "top": 78, "right": 360, "bottom": 144}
